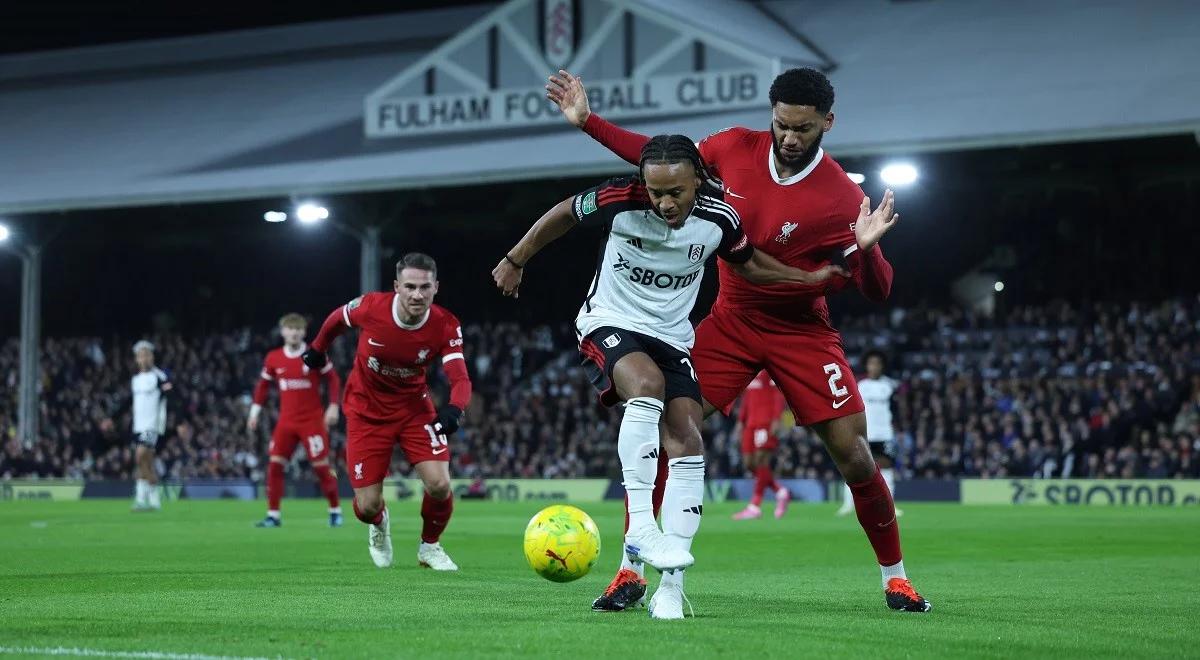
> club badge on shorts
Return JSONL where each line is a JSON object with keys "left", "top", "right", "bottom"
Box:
{"left": 603, "top": 333, "right": 621, "bottom": 349}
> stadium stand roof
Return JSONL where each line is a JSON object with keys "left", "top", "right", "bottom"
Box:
{"left": 0, "top": 0, "right": 1197, "bottom": 214}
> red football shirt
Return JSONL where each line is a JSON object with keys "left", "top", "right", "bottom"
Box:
{"left": 738, "top": 370, "right": 787, "bottom": 429}
{"left": 252, "top": 344, "right": 340, "bottom": 425}
{"left": 699, "top": 127, "right": 883, "bottom": 326}
{"left": 311, "top": 293, "right": 471, "bottom": 422}
{"left": 581, "top": 116, "right": 893, "bottom": 331}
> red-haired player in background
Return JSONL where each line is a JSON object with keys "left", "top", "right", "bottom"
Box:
{"left": 248, "top": 313, "right": 343, "bottom": 528}
{"left": 731, "top": 371, "right": 791, "bottom": 520}
{"left": 302, "top": 253, "right": 471, "bottom": 571}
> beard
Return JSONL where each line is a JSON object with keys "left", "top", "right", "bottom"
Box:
{"left": 771, "top": 128, "right": 824, "bottom": 172}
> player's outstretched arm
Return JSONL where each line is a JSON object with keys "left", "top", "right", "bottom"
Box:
{"left": 492, "top": 196, "right": 578, "bottom": 299}
{"left": 304, "top": 307, "right": 350, "bottom": 368}
{"left": 547, "top": 70, "right": 648, "bottom": 165}
{"left": 732, "top": 250, "right": 851, "bottom": 289}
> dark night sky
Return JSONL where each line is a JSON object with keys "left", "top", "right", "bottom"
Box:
{"left": 0, "top": 1, "right": 491, "bottom": 55}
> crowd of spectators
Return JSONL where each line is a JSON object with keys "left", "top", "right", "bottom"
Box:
{"left": 2, "top": 297, "right": 1198, "bottom": 483}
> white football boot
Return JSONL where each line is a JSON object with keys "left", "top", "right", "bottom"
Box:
{"left": 417, "top": 542, "right": 459, "bottom": 571}
{"left": 368, "top": 509, "right": 393, "bottom": 568}
{"left": 648, "top": 573, "right": 693, "bottom": 620}
{"left": 625, "top": 526, "right": 694, "bottom": 572}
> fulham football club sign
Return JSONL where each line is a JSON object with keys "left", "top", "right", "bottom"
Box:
{"left": 364, "top": 0, "right": 780, "bottom": 138}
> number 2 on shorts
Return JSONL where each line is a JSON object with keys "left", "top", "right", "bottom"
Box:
{"left": 823, "top": 363, "right": 849, "bottom": 398}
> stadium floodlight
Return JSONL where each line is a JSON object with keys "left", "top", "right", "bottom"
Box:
{"left": 846, "top": 172, "right": 866, "bottom": 185}
{"left": 879, "top": 162, "right": 918, "bottom": 187}
{"left": 262, "top": 211, "right": 287, "bottom": 223}
{"left": 994, "top": 281, "right": 1005, "bottom": 292}
{"left": 0, "top": 223, "right": 9, "bottom": 242}
{"left": 295, "top": 203, "right": 329, "bottom": 225}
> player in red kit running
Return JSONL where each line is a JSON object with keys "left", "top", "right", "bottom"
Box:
{"left": 731, "top": 371, "right": 791, "bottom": 520}
{"left": 549, "top": 67, "right": 931, "bottom": 612}
{"left": 303, "top": 253, "right": 472, "bottom": 571}
{"left": 249, "top": 313, "right": 343, "bottom": 528}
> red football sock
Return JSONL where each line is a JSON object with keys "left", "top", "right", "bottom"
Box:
{"left": 652, "top": 449, "right": 668, "bottom": 518}
{"left": 757, "top": 464, "right": 780, "bottom": 494}
{"left": 421, "top": 492, "right": 454, "bottom": 543}
{"left": 313, "top": 465, "right": 340, "bottom": 509}
{"left": 266, "top": 461, "right": 284, "bottom": 514}
{"left": 624, "top": 448, "right": 669, "bottom": 533}
{"left": 750, "top": 464, "right": 766, "bottom": 507}
{"left": 352, "top": 498, "right": 384, "bottom": 526}
{"left": 848, "top": 469, "right": 903, "bottom": 566}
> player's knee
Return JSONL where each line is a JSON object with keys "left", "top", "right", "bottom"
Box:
{"left": 425, "top": 478, "right": 451, "bottom": 500}
{"left": 664, "top": 425, "right": 702, "bottom": 458}
{"left": 356, "top": 492, "right": 384, "bottom": 518}
{"left": 838, "top": 445, "right": 877, "bottom": 483}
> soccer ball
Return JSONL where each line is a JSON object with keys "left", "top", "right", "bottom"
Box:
{"left": 523, "top": 505, "right": 601, "bottom": 583}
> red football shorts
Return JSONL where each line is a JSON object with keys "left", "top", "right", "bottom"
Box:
{"left": 344, "top": 396, "right": 444, "bottom": 489}
{"left": 693, "top": 307, "right": 865, "bottom": 425}
{"left": 741, "top": 427, "right": 779, "bottom": 453}
{"left": 269, "top": 420, "right": 331, "bottom": 463}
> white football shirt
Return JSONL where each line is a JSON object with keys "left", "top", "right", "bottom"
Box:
{"left": 570, "top": 176, "right": 752, "bottom": 351}
{"left": 858, "top": 376, "right": 898, "bottom": 441}
{"left": 131, "top": 368, "right": 170, "bottom": 434}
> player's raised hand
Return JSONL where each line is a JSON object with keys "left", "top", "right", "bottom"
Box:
{"left": 324, "top": 404, "right": 339, "bottom": 428}
{"left": 492, "top": 257, "right": 523, "bottom": 299}
{"left": 546, "top": 70, "right": 591, "bottom": 128}
{"left": 854, "top": 189, "right": 899, "bottom": 252}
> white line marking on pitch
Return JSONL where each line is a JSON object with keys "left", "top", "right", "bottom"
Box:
{"left": 0, "top": 646, "right": 281, "bottom": 660}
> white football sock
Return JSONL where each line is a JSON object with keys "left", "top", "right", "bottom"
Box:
{"left": 135, "top": 479, "right": 148, "bottom": 505}
{"left": 881, "top": 559, "right": 907, "bottom": 589}
{"left": 148, "top": 483, "right": 161, "bottom": 508}
{"left": 267, "top": 509, "right": 281, "bottom": 520}
{"left": 662, "top": 455, "right": 705, "bottom": 558}
{"left": 618, "top": 397, "right": 663, "bottom": 535}
{"left": 619, "top": 551, "right": 643, "bottom": 577}
{"left": 842, "top": 482, "right": 854, "bottom": 510}
{"left": 881, "top": 467, "right": 896, "bottom": 497}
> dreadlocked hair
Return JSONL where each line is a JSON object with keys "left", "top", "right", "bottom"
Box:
{"left": 638, "top": 134, "right": 723, "bottom": 198}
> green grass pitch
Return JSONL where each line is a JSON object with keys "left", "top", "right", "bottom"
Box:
{"left": 1, "top": 499, "right": 1197, "bottom": 659}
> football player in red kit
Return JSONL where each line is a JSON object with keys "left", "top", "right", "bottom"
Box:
{"left": 303, "top": 253, "right": 472, "bottom": 571}
{"left": 731, "top": 371, "right": 791, "bottom": 520}
{"left": 549, "top": 67, "right": 930, "bottom": 612}
{"left": 248, "top": 313, "right": 343, "bottom": 528}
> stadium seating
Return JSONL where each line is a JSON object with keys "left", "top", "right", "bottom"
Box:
{"left": 1, "top": 297, "right": 1197, "bottom": 481}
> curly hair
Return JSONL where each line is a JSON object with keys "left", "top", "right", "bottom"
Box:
{"left": 769, "top": 67, "right": 835, "bottom": 113}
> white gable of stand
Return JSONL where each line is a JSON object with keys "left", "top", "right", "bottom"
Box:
{"left": 363, "top": 0, "right": 825, "bottom": 138}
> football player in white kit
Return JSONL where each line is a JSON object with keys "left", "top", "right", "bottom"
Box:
{"left": 839, "top": 350, "right": 901, "bottom": 516}
{"left": 493, "top": 135, "right": 846, "bottom": 619}
{"left": 129, "top": 340, "right": 173, "bottom": 512}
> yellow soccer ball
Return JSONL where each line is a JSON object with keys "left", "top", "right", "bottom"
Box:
{"left": 523, "top": 505, "right": 601, "bottom": 582}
